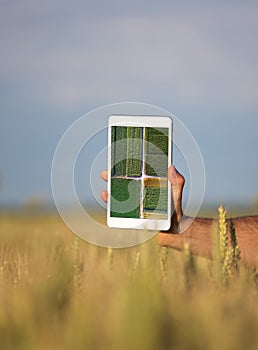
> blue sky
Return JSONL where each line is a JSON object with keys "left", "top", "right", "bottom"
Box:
{"left": 1, "top": 0, "right": 258, "bottom": 208}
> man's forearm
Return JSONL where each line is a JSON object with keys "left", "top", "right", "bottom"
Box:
{"left": 179, "top": 217, "right": 214, "bottom": 258}
{"left": 231, "top": 216, "right": 258, "bottom": 268}
{"left": 158, "top": 216, "right": 258, "bottom": 268}
{"left": 158, "top": 217, "right": 214, "bottom": 258}
{"left": 183, "top": 216, "right": 258, "bottom": 268}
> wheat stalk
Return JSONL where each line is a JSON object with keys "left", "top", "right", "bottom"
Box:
{"left": 217, "top": 206, "right": 241, "bottom": 285}
{"left": 72, "top": 236, "right": 82, "bottom": 294}
{"left": 218, "top": 205, "right": 228, "bottom": 263}
{"left": 183, "top": 241, "right": 195, "bottom": 291}
{"left": 107, "top": 246, "right": 113, "bottom": 271}
{"left": 131, "top": 250, "right": 141, "bottom": 278}
{"left": 229, "top": 218, "right": 241, "bottom": 273}
{"left": 222, "top": 247, "right": 233, "bottom": 284}
{"left": 159, "top": 246, "right": 168, "bottom": 284}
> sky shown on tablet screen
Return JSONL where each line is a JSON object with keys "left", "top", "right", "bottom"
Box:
{"left": 1, "top": 1, "right": 258, "bottom": 207}
{"left": 111, "top": 126, "right": 168, "bottom": 219}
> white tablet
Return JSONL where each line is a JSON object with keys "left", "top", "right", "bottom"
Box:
{"left": 107, "top": 115, "right": 172, "bottom": 231}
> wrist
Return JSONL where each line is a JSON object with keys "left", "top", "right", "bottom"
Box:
{"left": 171, "top": 210, "right": 193, "bottom": 234}
{"left": 171, "top": 208, "right": 183, "bottom": 233}
{"left": 178, "top": 215, "right": 192, "bottom": 233}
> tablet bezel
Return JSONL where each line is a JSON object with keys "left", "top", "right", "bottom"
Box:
{"left": 107, "top": 115, "right": 172, "bottom": 231}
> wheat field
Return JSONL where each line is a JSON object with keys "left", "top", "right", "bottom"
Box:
{"left": 0, "top": 211, "right": 258, "bottom": 350}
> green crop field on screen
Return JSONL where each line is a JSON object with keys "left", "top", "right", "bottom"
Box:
{"left": 111, "top": 126, "right": 169, "bottom": 219}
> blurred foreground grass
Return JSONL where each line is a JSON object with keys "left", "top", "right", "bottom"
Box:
{"left": 0, "top": 212, "right": 258, "bottom": 350}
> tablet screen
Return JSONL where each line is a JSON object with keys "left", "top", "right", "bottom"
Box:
{"left": 110, "top": 125, "right": 169, "bottom": 220}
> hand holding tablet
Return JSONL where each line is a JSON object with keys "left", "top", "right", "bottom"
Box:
{"left": 107, "top": 115, "right": 173, "bottom": 231}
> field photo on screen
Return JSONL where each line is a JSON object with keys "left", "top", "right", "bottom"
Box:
{"left": 110, "top": 126, "right": 168, "bottom": 219}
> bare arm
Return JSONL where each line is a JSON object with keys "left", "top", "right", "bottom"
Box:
{"left": 227, "top": 216, "right": 258, "bottom": 267}
{"left": 157, "top": 216, "right": 258, "bottom": 268}
{"left": 157, "top": 167, "right": 258, "bottom": 268}
{"left": 101, "top": 167, "right": 258, "bottom": 268}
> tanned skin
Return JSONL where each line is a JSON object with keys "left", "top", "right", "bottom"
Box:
{"left": 101, "top": 166, "right": 258, "bottom": 268}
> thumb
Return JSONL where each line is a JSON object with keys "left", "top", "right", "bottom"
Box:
{"left": 168, "top": 166, "right": 185, "bottom": 191}
{"left": 168, "top": 166, "right": 185, "bottom": 229}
